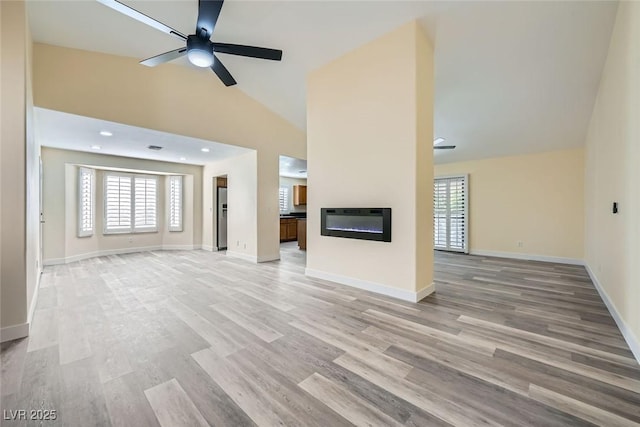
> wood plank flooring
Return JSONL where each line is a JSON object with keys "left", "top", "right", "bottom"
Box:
{"left": 2, "top": 243, "right": 639, "bottom": 426}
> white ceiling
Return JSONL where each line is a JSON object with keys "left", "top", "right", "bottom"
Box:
{"left": 279, "top": 155, "right": 307, "bottom": 179}
{"left": 27, "top": 1, "right": 617, "bottom": 164}
{"left": 35, "top": 108, "right": 251, "bottom": 165}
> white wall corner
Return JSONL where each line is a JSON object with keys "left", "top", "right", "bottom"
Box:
{"left": 584, "top": 263, "right": 640, "bottom": 364}
{"left": 201, "top": 244, "right": 214, "bottom": 252}
{"left": 305, "top": 268, "right": 426, "bottom": 303}
{"left": 469, "top": 249, "right": 584, "bottom": 266}
{"left": 0, "top": 323, "right": 30, "bottom": 343}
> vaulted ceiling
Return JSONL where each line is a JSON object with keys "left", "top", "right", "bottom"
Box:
{"left": 28, "top": 1, "right": 617, "bottom": 163}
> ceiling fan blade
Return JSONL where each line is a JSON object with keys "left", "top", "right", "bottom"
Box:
{"left": 212, "top": 42, "right": 282, "bottom": 61}
{"left": 211, "top": 54, "right": 237, "bottom": 87}
{"left": 434, "top": 145, "right": 456, "bottom": 150}
{"left": 197, "top": 0, "right": 224, "bottom": 39}
{"left": 96, "top": 0, "right": 187, "bottom": 41}
{"left": 140, "top": 48, "right": 187, "bottom": 67}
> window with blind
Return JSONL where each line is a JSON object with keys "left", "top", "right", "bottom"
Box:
{"left": 279, "top": 187, "right": 289, "bottom": 213}
{"left": 78, "top": 167, "right": 95, "bottom": 237}
{"left": 169, "top": 175, "right": 183, "bottom": 232}
{"left": 104, "top": 173, "right": 157, "bottom": 234}
{"left": 434, "top": 175, "right": 468, "bottom": 253}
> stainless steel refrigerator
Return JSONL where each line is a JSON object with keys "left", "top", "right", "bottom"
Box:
{"left": 217, "top": 187, "right": 227, "bottom": 250}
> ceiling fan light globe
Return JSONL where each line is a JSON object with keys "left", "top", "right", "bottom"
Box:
{"left": 188, "top": 49, "right": 213, "bottom": 67}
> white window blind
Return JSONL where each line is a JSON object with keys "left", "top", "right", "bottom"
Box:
{"left": 279, "top": 187, "right": 289, "bottom": 212}
{"left": 169, "top": 175, "right": 183, "bottom": 232}
{"left": 134, "top": 177, "right": 157, "bottom": 231}
{"left": 105, "top": 174, "right": 132, "bottom": 233}
{"left": 104, "top": 173, "right": 157, "bottom": 234}
{"left": 78, "top": 167, "right": 95, "bottom": 237}
{"left": 434, "top": 175, "right": 468, "bottom": 253}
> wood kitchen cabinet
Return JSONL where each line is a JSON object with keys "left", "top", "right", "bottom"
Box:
{"left": 293, "top": 185, "right": 307, "bottom": 206}
{"left": 297, "top": 219, "right": 307, "bottom": 250}
{"left": 280, "top": 218, "right": 298, "bottom": 242}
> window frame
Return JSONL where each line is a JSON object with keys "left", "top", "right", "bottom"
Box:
{"left": 77, "top": 167, "right": 95, "bottom": 237}
{"left": 168, "top": 175, "right": 183, "bottom": 232}
{"left": 434, "top": 174, "right": 469, "bottom": 253}
{"left": 103, "top": 172, "right": 159, "bottom": 235}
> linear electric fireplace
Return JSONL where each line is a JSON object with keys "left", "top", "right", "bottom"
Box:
{"left": 321, "top": 208, "right": 391, "bottom": 242}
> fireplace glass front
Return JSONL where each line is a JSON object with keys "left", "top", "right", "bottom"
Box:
{"left": 321, "top": 208, "right": 391, "bottom": 242}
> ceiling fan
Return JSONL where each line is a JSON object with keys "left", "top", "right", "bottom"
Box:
{"left": 433, "top": 137, "right": 455, "bottom": 150}
{"left": 97, "top": 0, "right": 283, "bottom": 87}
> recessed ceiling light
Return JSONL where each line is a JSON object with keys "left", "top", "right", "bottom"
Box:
{"left": 201, "top": 148, "right": 210, "bottom": 153}
{"left": 433, "top": 137, "right": 445, "bottom": 146}
{"left": 99, "top": 130, "right": 113, "bottom": 137}
{"left": 180, "top": 157, "right": 187, "bottom": 161}
{"left": 90, "top": 145, "right": 101, "bottom": 150}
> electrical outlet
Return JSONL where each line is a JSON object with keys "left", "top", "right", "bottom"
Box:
{"left": 517, "top": 241, "right": 523, "bottom": 248}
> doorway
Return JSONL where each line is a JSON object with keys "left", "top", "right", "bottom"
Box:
{"left": 278, "top": 156, "right": 307, "bottom": 266}
{"left": 215, "top": 175, "right": 228, "bottom": 250}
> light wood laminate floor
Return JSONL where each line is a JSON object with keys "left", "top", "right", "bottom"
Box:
{"left": 2, "top": 244, "right": 639, "bottom": 426}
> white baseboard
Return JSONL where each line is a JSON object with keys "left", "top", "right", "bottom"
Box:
{"left": 585, "top": 263, "right": 640, "bottom": 364}
{"left": 162, "top": 244, "right": 201, "bottom": 251}
{"left": 1, "top": 323, "right": 29, "bottom": 343}
{"left": 258, "top": 254, "right": 281, "bottom": 263}
{"left": 469, "top": 249, "right": 584, "bottom": 266}
{"left": 202, "top": 245, "right": 214, "bottom": 252}
{"left": 43, "top": 245, "right": 200, "bottom": 266}
{"left": 27, "top": 271, "right": 42, "bottom": 326}
{"left": 226, "top": 251, "right": 258, "bottom": 263}
{"left": 305, "top": 268, "right": 433, "bottom": 303}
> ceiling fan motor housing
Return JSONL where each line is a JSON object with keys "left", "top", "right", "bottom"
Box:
{"left": 187, "top": 34, "right": 214, "bottom": 67}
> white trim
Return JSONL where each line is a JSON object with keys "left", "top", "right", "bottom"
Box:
{"left": 202, "top": 244, "right": 214, "bottom": 252}
{"left": 416, "top": 283, "right": 436, "bottom": 301}
{"left": 43, "top": 245, "right": 201, "bottom": 265}
{"left": 305, "top": 268, "right": 433, "bottom": 302}
{"left": 162, "top": 244, "right": 201, "bottom": 251}
{"left": 1, "top": 323, "right": 30, "bottom": 343}
{"left": 226, "top": 251, "right": 258, "bottom": 263}
{"left": 468, "top": 249, "right": 584, "bottom": 266}
{"left": 28, "top": 272, "right": 42, "bottom": 325}
{"left": 585, "top": 263, "right": 640, "bottom": 364}
{"left": 258, "top": 254, "right": 280, "bottom": 263}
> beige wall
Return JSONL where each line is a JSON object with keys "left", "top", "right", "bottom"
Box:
{"left": 584, "top": 1, "right": 640, "bottom": 357}
{"left": 41, "top": 147, "right": 202, "bottom": 264}
{"left": 1, "top": 0, "right": 39, "bottom": 340}
{"left": 279, "top": 176, "right": 307, "bottom": 213}
{"left": 33, "top": 43, "right": 305, "bottom": 264}
{"left": 435, "top": 148, "right": 585, "bottom": 261}
{"left": 307, "top": 21, "right": 434, "bottom": 301}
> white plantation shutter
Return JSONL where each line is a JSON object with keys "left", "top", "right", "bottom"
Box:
{"left": 279, "top": 187, "right": 289, "bottom": 212}
{"left": 78, "top": 167, "right": 95, "bottom": 237}
{"left": 134, "top": 176, "right": 158, "bottom": 231}
{"left": 433, "top": 175, "right": 468, "bottom": 253}
{"left": 105, "top": 174, "right": 132, "bottom": 233}
{"left": 169, "top": 175, "right": 183, "bottom": 232}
